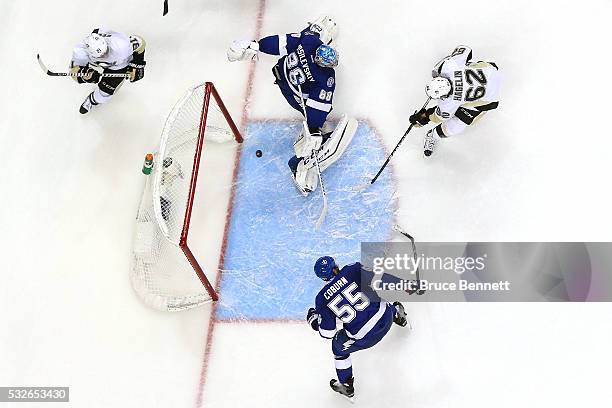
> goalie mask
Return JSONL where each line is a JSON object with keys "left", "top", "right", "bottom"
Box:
{"left": 84, "top": 33, "right": 108, "bottom": 58}
{"left": 426, "top": 77, "right": 452, "bottom": 99}
{"left": 314, "top": 45, "right": 339, "bottom": 68}
{"left": 308, "top": 15, "right": 338, "bottom": 45}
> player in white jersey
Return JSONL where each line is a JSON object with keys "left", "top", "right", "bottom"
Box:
{"left": 70, "top": 28, "right": 146, "bottom": 114}
{"left": 409, "top": 45, "right": 501, "bottom": 156}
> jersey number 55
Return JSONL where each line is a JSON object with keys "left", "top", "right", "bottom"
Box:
{"left": 327, "top": 282, "right": 370, "bottom": 323}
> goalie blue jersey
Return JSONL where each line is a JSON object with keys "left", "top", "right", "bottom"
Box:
{"left": 258, "top": 29, "right": 335, "bottom": 129}
{"left": 314, "top": 262, "right": 392, "bottom": 340}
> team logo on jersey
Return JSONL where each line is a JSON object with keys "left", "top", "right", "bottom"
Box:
{"left": 327, "top": 77, "right": 334, "bottom": 87}
{"left": 342, "top": 339, "right": 355, "bottom": 351}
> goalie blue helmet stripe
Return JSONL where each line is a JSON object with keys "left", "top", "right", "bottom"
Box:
{"left": 314, "top": 45, "right": 338, "bottom": 68}
{"left": 314, "top": 256, "right": 337, "bottom": 281}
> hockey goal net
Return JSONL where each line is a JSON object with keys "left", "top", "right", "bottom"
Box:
{"left": 131, "top": 82, "right": 242, "bottom": 312}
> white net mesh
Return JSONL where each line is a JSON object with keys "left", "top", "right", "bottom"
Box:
{"left": 131, "top": 83, "right": 240, "bottom": 312}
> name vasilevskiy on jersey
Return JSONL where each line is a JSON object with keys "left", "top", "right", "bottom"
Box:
{"left": 296, "top": 45, "right": 315, "bottom": 83}
{"left": 323, "top": 276, "right": 349, "bottom": 300}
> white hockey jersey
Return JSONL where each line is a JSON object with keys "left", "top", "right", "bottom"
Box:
{"left": 431, "top": 46, "right": 501, "bottom": 122}
{"left": 71, "top": 28, "right": 140, "bottom": 70}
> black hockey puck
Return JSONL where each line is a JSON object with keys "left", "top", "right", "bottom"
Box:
{"left": 256, "top": 149, "right": 263, "bottom": 157}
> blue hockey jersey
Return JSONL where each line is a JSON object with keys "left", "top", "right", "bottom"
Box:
{"left": 258, "top": 29, "right": 336, "bottom": 129}
{"left": 315, "top": 263, "right": 390, "bottom": 340}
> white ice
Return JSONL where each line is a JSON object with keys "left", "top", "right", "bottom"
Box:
{"left": 2, "top": 0, "right": 612, "bottom": 407}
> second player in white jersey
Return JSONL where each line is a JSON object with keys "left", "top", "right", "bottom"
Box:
{"left": 70, "top": 28, "right": 146, "bottom": 114}
{"left": 409, "top": 45, "right": 501, "bottom": 156}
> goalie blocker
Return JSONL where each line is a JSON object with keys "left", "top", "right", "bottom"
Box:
{"left": 289, "top": 115, "right": 358, "bottom": 196}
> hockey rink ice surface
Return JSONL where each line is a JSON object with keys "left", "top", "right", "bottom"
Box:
{"left": 3, "top": 0, "right": 612, "bottom": 407}
{"left": 217, "top": 120, "right": 395, "bottom": 320}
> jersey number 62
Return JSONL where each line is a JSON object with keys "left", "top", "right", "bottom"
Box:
{"left": 465, "top": 69, "right": 487, "bottom": 102}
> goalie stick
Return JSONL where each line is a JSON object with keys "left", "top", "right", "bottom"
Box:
{"left": 393, "top": 224, "right": 426, "bottom": 295}
{"left": 36, "top": 54, "right": 129, "bottom": 78}
{"left": 297, "top": 84, "right": 328, "bottom": 229}
{"left": 353, "top": 97, "right": 432, "bottom": 192}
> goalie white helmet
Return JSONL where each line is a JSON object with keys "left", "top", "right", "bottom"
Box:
{"left": 308, "top": 15, "right": 338, "bottom": 45}
{"left": 426, "top": 77, "right": 452, "bottom": 99}
{"left": 84, "top": 33, "right": 108, "bottom": 58}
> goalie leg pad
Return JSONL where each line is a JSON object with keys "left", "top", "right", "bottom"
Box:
{"left": 288, "top": 155, "right": 318, "bottom": 196}
{"left": 302, "top": 115, "right": 358, "bottom": 171}
{"left": 295, "top": 159, "right": 319, "bottom": 193}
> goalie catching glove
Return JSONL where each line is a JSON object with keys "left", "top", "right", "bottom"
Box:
{"left": 227, "top": 39, "right": 259, "bottom": 62}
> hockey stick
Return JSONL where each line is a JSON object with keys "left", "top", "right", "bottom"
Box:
{"left": 163, "top": 0, "right": 168, "bottom": 15}
{"left": 297, "top": 84, "right": 328, "bottom": 229}
{"left": 36, "top": 54, "right": 129, "bottom": 78}
{"left": 353, "top": 97, "right": 432, "bottom": 191}
{"left": 393, "top": 224, "right": 425, "bottom": 295}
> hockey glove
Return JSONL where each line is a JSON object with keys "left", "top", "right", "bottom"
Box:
{"left": 227, "top": 40, "right": 259, "bottom": 62}
{"left": 72, "top": 65, "right": 101, "bottom": 84}
{"left": 409, "top": 107, "right": 433, "bottom": 127}
{"left": 307, "top": 308, "right": 320, "bottom": 331}
{"left": 128, "top": 60, "right": 146, "bottom": 82}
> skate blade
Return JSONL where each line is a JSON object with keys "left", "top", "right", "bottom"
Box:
{"left": 335, "top": 393, "right": 355, "bottom": 404}
{"left": 406, "top": 316, "right": 413, "bottom": 331}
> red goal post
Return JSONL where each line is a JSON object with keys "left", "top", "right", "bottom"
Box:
{"left": 131, "top": 82, "right": 242, "bottom": 312}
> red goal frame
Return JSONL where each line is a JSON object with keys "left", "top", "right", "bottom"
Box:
{"left": 180, "top": 82, "right": 243, "bottom": 302}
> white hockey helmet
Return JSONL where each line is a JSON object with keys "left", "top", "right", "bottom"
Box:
{"left": 84, "top": 33, "right": 108, "bottom": 58}
{"left": 426, "top": 77, "right": 452, "bottom": 99}
{"left": 308, "top": 15, "right": 338, "bottom": 45}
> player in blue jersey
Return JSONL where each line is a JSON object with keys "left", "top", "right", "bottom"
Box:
{"left": 306, "top": 256, "right": 409, "bottom": 399}
{"left": 227, "top": 16, "right": 358, "bottom": 196}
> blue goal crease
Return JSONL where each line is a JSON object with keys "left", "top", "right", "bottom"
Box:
{"left": 216, "top": 120, "right": 396, "bottom": 321}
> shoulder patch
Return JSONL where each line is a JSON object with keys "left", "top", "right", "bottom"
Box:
{"left": 327, "top": 77, "right": 334, "bottom": 87}
{"left": 436, "top": 107, "right": 451, "bottom": 119}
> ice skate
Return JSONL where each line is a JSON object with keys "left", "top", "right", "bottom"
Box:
{"left": 423, "top": 129, "right": 438, "bottom": 157}
{"left": 393, "top": 301, "right": 411, "bottom": 329}
{"left": 79, "top": 92, "right": 98, "bottom": 114}
{"left": 330, "top": 377, "right": 355, "bottom": 402}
